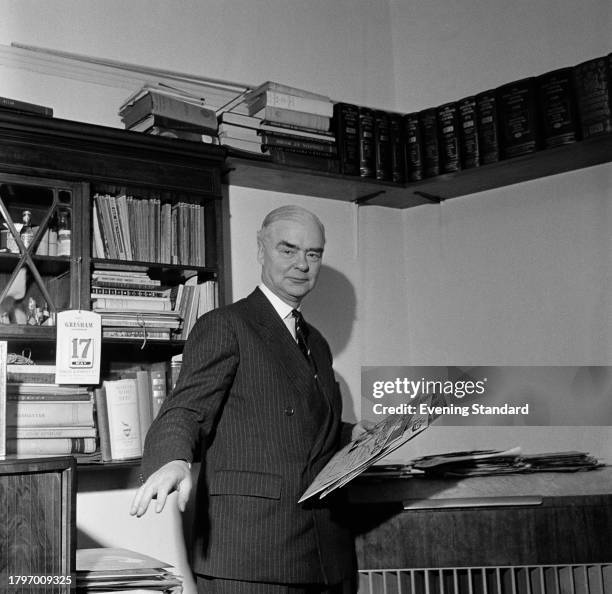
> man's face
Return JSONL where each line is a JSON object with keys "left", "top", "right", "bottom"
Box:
{"left": 258, "top": 216, "right": 324, "bottom": 307}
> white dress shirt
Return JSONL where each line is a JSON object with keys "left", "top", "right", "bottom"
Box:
{"left": 259, "top": 283, "right": 298, "bottom": 340}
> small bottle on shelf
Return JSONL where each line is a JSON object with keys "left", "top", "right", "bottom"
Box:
{"left": 57, "top": 209, "right": 71, "bottom": 256}
{"left": 20, "top": 210, "right": 34, "bottom": 249}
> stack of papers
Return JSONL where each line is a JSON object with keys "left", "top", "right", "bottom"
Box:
{"left": 76, "top": 548, "right": 182, "bottom": 593}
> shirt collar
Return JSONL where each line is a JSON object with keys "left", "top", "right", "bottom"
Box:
{"left": 259, "top": 283, "right": 297, "bottom": 320}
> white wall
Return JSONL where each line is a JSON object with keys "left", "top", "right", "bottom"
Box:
{"left": 378, "top": 0, "right": 612, "bottom": 462}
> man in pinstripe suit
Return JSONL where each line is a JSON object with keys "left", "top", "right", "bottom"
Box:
{"left": 131, "top": 205, "right": 364, "bottom": 593}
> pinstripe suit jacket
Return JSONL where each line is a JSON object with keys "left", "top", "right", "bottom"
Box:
{"left": 142, "top": 288, "right": 355, "bottom": 584}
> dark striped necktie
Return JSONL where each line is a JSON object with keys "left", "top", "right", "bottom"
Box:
{"left": 291, "top": 309, "right": 311, "bottom": 361}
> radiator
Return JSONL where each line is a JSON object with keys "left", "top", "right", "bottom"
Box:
{"left": 358, "top": 564, "right": 612, "bottom": 594}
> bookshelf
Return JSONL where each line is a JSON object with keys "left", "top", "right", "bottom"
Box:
{"left": 0, "top": 110, "right": 225, "bottom": 465}
{"left": 224, "top": 131, "right": 612, "bottom": 208}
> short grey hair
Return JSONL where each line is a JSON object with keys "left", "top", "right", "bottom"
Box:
{"left": 259, "top": 205, "right": 326, "bottom": 244}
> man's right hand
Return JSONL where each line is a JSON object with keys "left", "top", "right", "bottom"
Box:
{"left": 129, "top": 459, "right": 192, "bottom": 517}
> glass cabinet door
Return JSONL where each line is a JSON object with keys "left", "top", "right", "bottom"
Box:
{"left": 0, "top": 174, "right": 78, "bottom": 329}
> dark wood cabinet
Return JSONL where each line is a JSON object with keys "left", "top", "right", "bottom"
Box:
{"left": 348, "top": 469, "right": 612, "bottom": 594}
{"left": 0, "top": 457, "right": 76, "bottom": 592}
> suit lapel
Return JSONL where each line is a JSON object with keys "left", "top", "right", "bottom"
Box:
{"left": 245, "top": 288, "right": 314, "bottom": 401}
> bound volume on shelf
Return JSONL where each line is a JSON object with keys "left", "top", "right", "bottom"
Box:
{"left": 572, "top": 54, "right": 612, "bottom": 139}
{"left": 496, "top": 77, "right": 540, "bottom": 158}
{"left": 476, "top": 90, "right": 500, "bottom": 165}
{"left": 536, "top": 67, "right": 579, "bottom": 148}
{"left": 373, "top": 110, "right": 392, "bottom": 181}
{"left": 457, "top": 96, "right": 479, "bottom": 169}
{"left": 436, "top": 101, "right": 461, "bottom": 174}
{"left": 119, "top": 86, "right": 218, "bottom": 133}
{"left": 389, "top": 113, "right": 405, "bottom": 184}
{"left": 402, "top": 113, "right": 423, "bottom": 181}
{"left": 358, "top": 107, "right": 375, "bottom": 178}
{"left": 419, "top": 108, "right": 439, "bottom": 178}
{"left": 332, "top": 103, "right": 360, "bottom": 176}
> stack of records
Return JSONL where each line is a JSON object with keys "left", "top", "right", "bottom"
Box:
{"left": 521, "top": 451, "right": 602, "bottom": 472}
{"left": 76, "top": 548, "right": 182, "bottom": 593}
{"left": 411, "top": 447, "right": 524, "bottom": 477}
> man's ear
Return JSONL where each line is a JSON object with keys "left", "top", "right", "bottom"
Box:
{"left": 256, "top": 233, "right": 265, "bottom": 265}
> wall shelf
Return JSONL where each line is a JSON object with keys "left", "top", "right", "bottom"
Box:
{"left": 224, "top": 132, "right": 612, "bottom": 209}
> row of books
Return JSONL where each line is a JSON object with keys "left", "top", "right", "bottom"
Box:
{"left": 92, "top": 193, "right": 208, "bottom": 267}
{"left": 5, "top": 363, "right": 98, "bottom": 459}
{"left": 92, "top": 269, "right": 218, "bottom": 341}
{"left": 3, "top": 358, "right": 176, "bottom": 462}
{"left": 336, "top": 52, "right": 612, "bottom": 182}
{"left": 121, "top": 54, "right": 611, "bottom": 183}
{"left": 95, "top": 363, "right": 169, "bottom": 462}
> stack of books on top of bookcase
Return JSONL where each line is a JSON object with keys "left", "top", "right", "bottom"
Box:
{"left": 219, "top": 81, "right": 338, "bottom": 172}
{"left": 92, "top": 193, "right": 207, "bottom": 267}
{"left": 5, "top": 364, "right": 98, "bottom": 460}
{"left": 118, "top": 84, "right": 218, "bottom": 142}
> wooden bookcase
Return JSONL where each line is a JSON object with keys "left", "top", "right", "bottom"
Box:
{"left": 0, "top": 111, "right": 225, "bottom": 463}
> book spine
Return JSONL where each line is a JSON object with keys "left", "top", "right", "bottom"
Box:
{"left": 388, "top": 113, "right": 405, "bottom": 184}
{"left": 0, "top": 96, "right": 53, "bottom": 117}
{"left": 94, "top": 387, "right": 112, "bottom": 461}
{"left": 537, "top": 67, "right": 579, "bottom": 148}
{"left": 333, "top": 102, "right": 360, "bottom": 176}
{"left": 572, "top": 55, "right": 612, "bottom": 139}
{"left": 248, "top": 81, "right": 330, "bottom": 102}
{"left": 373, "top": 110, "right": 392, "bottom": 181}
{"left": 108, "top": 195, "right": 128, "bottom": 260}
{"left": 267, "top": 146, "right": 340, "bottom": 174}
{"left": 6, "top": 400, "right": 95, "bottom": 427}
{"left": 437, "top": 102, "right": 461, "bottom": 173}
{"left": 149, "top": 365, "right": 168, "bottom": 419}
{"left": 419, "top": 108, "right": 440, "bottom": 177}
{"left": 93, "top": 298, "right": 171, "bottom": 312}
{"left": 457, "top": 96, "right": 480, "bottom": 169}
{"left": 124, "top": 92, "right": 218, "bottom": 131}
{"left": 103, "top": 328, "right": 171, "bottom": 340}
{"left": 6, "top": 437, "right": 97, "bottom": 455}
{"left": 251, "top": 90, "right": 333, "bottom": 117}
{"left": 6, "top": 373, "right": 56, "bottom": 383}
{"left": 104, "top": 378, "right": 142, "bottom": 459}
{"left": 6, "top": 426, "right": 97, "bottom": 438}
{"left": 476, "top": 91, "right": 500, "bottom": 165}
{"left": 497, "top": 77, "right": 539, "bottom": 158}
{"left": 402, "top": 113, "right": 423, "bottom": 182}
{"left": 91, "top": 287, "right": 169, "bottom": 298}
{"left": 262, "top": 106, "right": 330, "bottom": 132}
{"left": 7, "top": 392, "right": 92, "bottom": 402}
{"left": 358, "top": 107, "right": 375, "bottom": 178}
{"left": 259, "top": 132, "right": 336, "bottom": 154}
{"left": 265, "top": 145, "right": 339, "bottom": 158}
{"left": 260, "top": 120, "right": 334, "bottom": 137}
